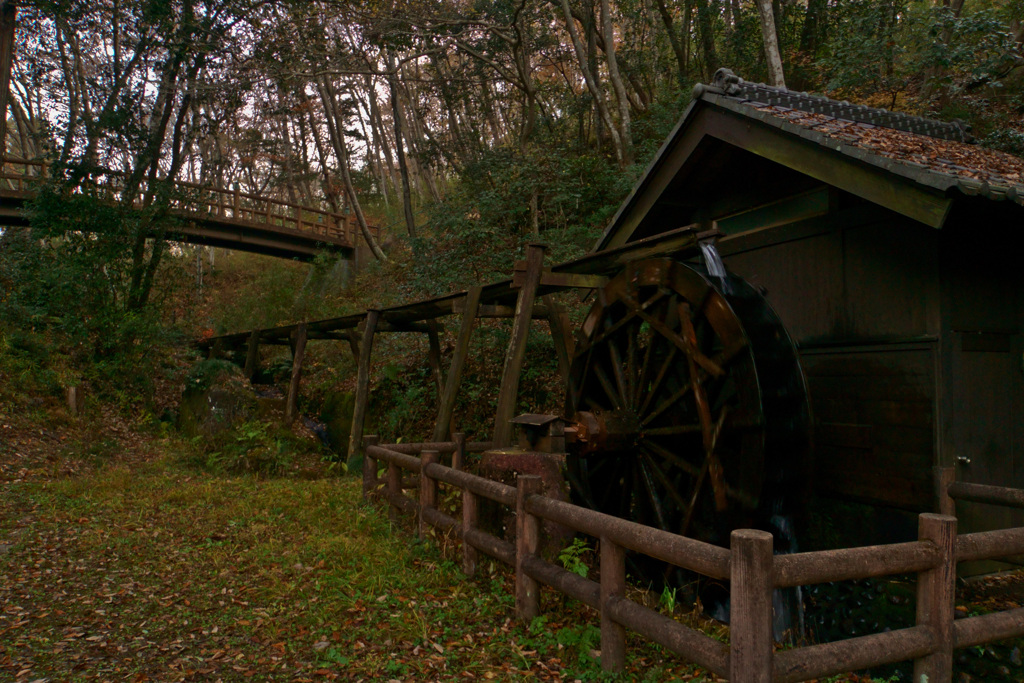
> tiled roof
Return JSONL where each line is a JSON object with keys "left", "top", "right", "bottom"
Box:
{"left": 692, "top": 69, "right": 1024, "bottom": 205}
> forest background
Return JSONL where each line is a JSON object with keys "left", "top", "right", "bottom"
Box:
{"left": 1, "top": 0, "right": 1023, "bottom": 452}
{"left": 0, "top": 1, "right": 1023, "bottom": 679}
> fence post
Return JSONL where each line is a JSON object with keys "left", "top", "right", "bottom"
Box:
{"left": 914, "top": 513, "right": 956, "bottom": 683}
{"left": 462, "top": 482, "right": 478, "bottom": 577}
{"left": 934, "top": 466, "right": 956, "bottom": 517}
{"left": 387, "top": 458, "right": 402, "bottom": 524}
{"left": 515, "top": 475, "right": 543, "bottom": 621}
{"left": 600, "top": 536, "right": 627, "bottom": 673}
{"left": 419, "top": 450, "right": 439, "bottom": 538}
{"left": 362, "top": 435, "right": 379, "bottom": 501}
{"left": 730, "top": 529, "right": 774, "bottom": 683}
{"left": 453, "top": 432, "right": 466, "bottom": 471}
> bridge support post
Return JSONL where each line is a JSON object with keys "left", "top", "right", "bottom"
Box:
{"left": 492, "top": 243, "right": 546, "bottom": 446}
{"left": 285, "top": 323, "right": 307, "bottom": 423}
{"left": 348, "top": 310, "right": 380, "bottom": 466}
{"left": 243, "top": 330, "right": 261, "bottom": 381}
{"left": 432, "top": 286, "right": 482, "bottom": 442}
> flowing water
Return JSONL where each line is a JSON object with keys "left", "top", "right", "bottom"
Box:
{"left": 700, "top": 240, "right": 731, "bottom": 294}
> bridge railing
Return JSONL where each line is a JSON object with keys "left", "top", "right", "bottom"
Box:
{"left": 0, "top": 157, "right": 380, "bottom": 248}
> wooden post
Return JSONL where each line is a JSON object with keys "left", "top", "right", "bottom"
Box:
{"left": 387, "top": 459, "right": 401, "bottom": 523}
{"left": 419, "top": 450, "right": 439, "bottom": 538}
{"left": 493, "top": 244, "right": 547, "bottom": 446}
{"left": 432, "top": 287, "right": 482, "bottom": 442}
{"left": 935, "top": 466, "right": 956, "bottom": 517}
{"left": 65, "top": 385, "right": 81, "bottom": 416}
{"left": 243, "top": 330, "right": 261, "bottom": 381}
{"left": 462, "top": 482, "right": 479, "bottom": 577}
{"left": 208, "top": 338, "right": 224, "bottom": 360}
{"left": 346, "top": 329, "right": 360, "bottom": 360}
{"left": 348, "top": 311, "right": 380, "bottom": 465}
{"left": 729, "top": 529, "right": 774, "bottom": 683}
{"left": 515, "top": 474, "right": 543, "bottom": 621}
{"left": 453, "top": 432, "right": 466, "bottom": 471}
{"left": 543, "top": 295, "right": 575, "bottom": 390}
{"left": 600, "top": 536, "right": 627, "bottom": 673}
{"left": 362, "top": 434, "right": 379, "bottom": 501}
{"left": 285, "top": 323, "right": 307, "bottom": 423}
{"left": 426, "top": 321, "right": 444, "bottom": 400}
{"left": 914, "top": 513, "right": 957, "bottom": 683}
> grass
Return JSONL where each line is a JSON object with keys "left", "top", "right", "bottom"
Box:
{"left": 0, "top": 449, "right": 710, "bottom": 681}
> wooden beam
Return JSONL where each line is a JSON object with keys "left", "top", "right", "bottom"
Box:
{"left": 432, "top": 287, "right": 482, "bottom": 442}
{"left": 285, "top": 323, "right": 307, "bottom": 423}
{"left": 377, "top": 320, "right": 432, "bottom": 333}
{"left": 348, "top": 311, "right": 380, "bottom": 464}
{"left": 427, "top": 321, "right": 444, "bottom": 399}
{"left": 243, "top": 330, "right": 261, "bottom": 381}
{"left": 346, "top": 329, "right": 360, "bottom": 359}
{"left": 512, "top": 268, "right": 609, "bottom": 290}
{"left": 492, "top": 244, "right": 546, "bottom": 446}
{"left": 452, "top": 300, "right": 551, "bottom": 319}
{"left": 543, "top": 295, "right": 574, "bottom": 390}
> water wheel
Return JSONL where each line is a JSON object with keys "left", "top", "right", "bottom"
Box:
{"left": 564, "top": 257, "right": 812, "bottom": 553}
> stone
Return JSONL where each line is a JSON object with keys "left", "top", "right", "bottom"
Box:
{"left": 476, "top": 448, "right": 573, "bottom": 558}
{"left": 320, "top": 391, "right": 356, "bottom": 459}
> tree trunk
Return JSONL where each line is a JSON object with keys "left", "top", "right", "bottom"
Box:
{"left": 695, "top": 0, "right": 719, "bottom": 80}
{"left": 653, "top": 0, "right": 688, "bottom": 87}
{"left": 315, "top": 80, "right": 388, "bottom": 262}
{"left": 385, "top": 49, "right": 417, "bottom": 240}
{"left": 559, "top": 0, "right": 626, "bottom": 166}
{"left": 755, "top": 0, "right": 786, "bottom": 87}
{"left": 601, "top": 0, "right": 633, "bottom": 165}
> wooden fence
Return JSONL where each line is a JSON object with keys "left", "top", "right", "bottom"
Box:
{"left": 0, "top": 157, "right": 379, "bottom": 247}
{"left": 362, "top": 439, "right": 1024, "bottom": 683}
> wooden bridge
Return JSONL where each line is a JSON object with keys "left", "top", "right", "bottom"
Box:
{"left": 0, "top": 158, "right": 380, "bottom": 260}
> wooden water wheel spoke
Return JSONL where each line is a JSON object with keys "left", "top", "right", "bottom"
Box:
{"left": 625, "top": 323, "right": 639, "bottom": 407}
{"left": 578, "top": 290, "right": 667, "bottom": 355}
{"left": 634, "top": 314, "right": 660, "bottom": 412}
{"left": 643, "top": 423, "right": 703, "bottom": 435}
{"left": 640, "top": 440, "right": 702, "bottom": 478}
{"left": 638, "top": 345, "right": 678, "bottom": 416}
{"left": 641, "top": 380, "right": 694, "bottom": 426}
{"left": 637, "top": 457, "right": 670, "bottom": 531}
{"left": 592, "top": 363, "right": 623, "bottom": 410}
{"left": 621, "top": 292, "right": 725, "bottom": 378}
{"left": 607, "top": 338, "right": 630, "bottom": 411}
{"left": 640, "top": 450, "right": 694, "bottom": 518}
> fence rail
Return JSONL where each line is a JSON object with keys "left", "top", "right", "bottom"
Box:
{"left": 0, "top": 157, "right": 379, "bottom": 248}
{"left": 363, "top": 439, "right": 1024, "bottom": 683}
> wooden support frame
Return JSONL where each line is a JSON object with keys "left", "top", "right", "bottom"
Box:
{"left": 348, "top": 311, "right": 380, "bottom": 464}
{"left": 493, "top": 244, "right": 547, "bottom": 446}
{"left": 432, "top": 287, "right": 482, "bottom": 442}
{"left": 243, "top": 330, "right": 261, "bottom": 380}
{"left": 285, "top": 323, "right": 307, "bottom": 423}
{"left": 426, "top": 321, "right": 444, "bottom": 399}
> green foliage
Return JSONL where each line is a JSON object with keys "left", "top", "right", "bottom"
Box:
{"left": 190, "top": 419, "right": 300, "bottom": 476}
{"left": 981, "top": 127, "right": 1024, "bottom": 156}
{"left": 184, "top": 358, "right": 241, "bottom": 394}
{"left": 558, "top": 538, "right": 591, "bottom": 578}
{"left": 659, "top": 585, "right": 678, "bottom": 614}
{"left": 0, "top": 184, "right": 188, "bottom": 405}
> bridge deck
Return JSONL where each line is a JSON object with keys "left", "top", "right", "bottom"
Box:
{"left": 0, "top": 158, "right": 379, "bottom": 261}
